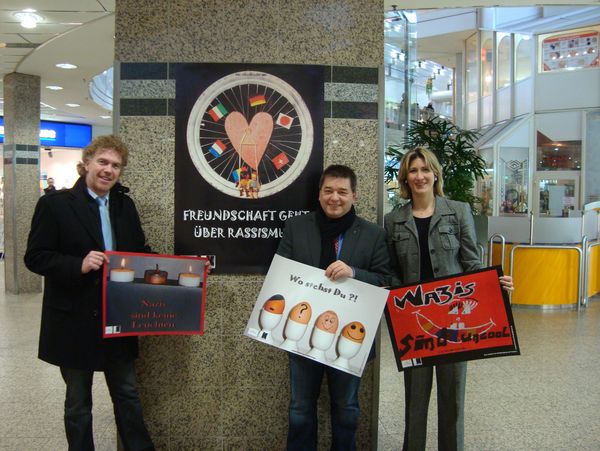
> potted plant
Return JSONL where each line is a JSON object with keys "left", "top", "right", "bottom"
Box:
{"left": 385, "top": 117, "right": 486, "bottom": 212}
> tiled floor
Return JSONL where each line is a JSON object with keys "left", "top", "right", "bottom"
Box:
{"left": 377, "top": 298, "right": 600, "bottom": 450}
{"left": 1, "top": 262, "right": 599, "bottom": 450}
{"left": 0, "top": 265, "right": 116, "bottom": 451}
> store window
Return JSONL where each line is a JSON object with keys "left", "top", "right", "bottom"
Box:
{"left": 535, "top": 112, "right": 582, "bottom": 215}
{"left": 515, "top": 34, "right": 532, "bottom": 81}
{"left": 480, "top": 32, "right": 494, "bottom": 126}
{"left": 480, "top": 32, "right": 494, "bottom": 97}
{"left": 499, "top": 146, "right": 529, "bottom": 215}
{"left": 465, "top": 33, "right": 478, "bottom": 129}
{"left": 536, "top": 132, "right": 581, "bottom": 171}
{"left": 496, "top": 33, "right": 511, "bottom": 89}
{"left": 496, "top": 33, "right": 512, "bottom": 122}
{"left": 536, "top": 176, "right": 578, "bottom": 216}
{"left": 384, "top": 11, "right": 416, "bottom": 212}
{"left": 40, "top": 148, "right": 81, "bottom": 190}
{"left": 384, "top": 12, "right": 416, "bottom": 147}
{"left": 478, "top": 147, "right": 494, "bottom": 215}
{"left": 584, "top": 110, "right": 600, "bottom": 204}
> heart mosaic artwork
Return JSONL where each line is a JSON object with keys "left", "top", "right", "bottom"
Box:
{"left": 224, "top": 112, "right": 274, "bottom": 171}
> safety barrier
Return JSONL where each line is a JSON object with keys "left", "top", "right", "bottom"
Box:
{"left": 487, "top": 233, "right": 505, "bottom": 271}
{"left": 507, "top": 236, "right": 588, "bottom": 310}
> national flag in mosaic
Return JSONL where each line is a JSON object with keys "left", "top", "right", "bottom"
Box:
{"left": 249, "top": 95, "right": 266, "bottom": 107}
{"left": 276, "top": 113, "right": 294, "bottom": 129}
{"left": 232, "top": 168, "right": 242, "bottom": 182}
{"left": 208, "top": 103, "right": 228, "bottom": 121}
{"left": 272, "top": 151, "right": 289, "bottom": 170}
{"left": 209, "top": 140, "right": 226, "bottom": 158}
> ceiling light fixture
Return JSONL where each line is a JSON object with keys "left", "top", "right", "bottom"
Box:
{"left": 66, "top": 103, "right": 80, "bottom": 107}
{"left": 56, "top": 63, "right": 78, "bottom": 69}
{"left": 46, "top": 85, "right": 63, "bottom": 90}
{"left": 100, "top": 115, "right": 111, "bottom": 119}
{"left": 14, "top": 10, "right": 43, "bottom": 29}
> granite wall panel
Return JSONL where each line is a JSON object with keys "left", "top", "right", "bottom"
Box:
{"left": 3, "top": 72, "right": 42, "bottom": 293}
{"left": 3, "top": 73, "right": 40, "bottom": 146}
{"left": 116, "top": 1, "right": 383, "bottom": 448}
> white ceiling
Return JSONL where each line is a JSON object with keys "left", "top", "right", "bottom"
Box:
{"left": 0, "top": 0, "right": 115, "bottom": 126}
{"left": 1, "top": 1, "right": 600, "bottom": 128}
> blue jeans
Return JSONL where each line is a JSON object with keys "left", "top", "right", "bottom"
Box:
{"left": 60, "top": 360, "right": 154, "bottom": 451}
{"left": 287, "top": 353, "right": 361, "bottom": 451}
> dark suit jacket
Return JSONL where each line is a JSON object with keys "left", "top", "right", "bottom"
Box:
{"left": 276, "top": 212, "right": 390, "bottom": 287}
{"left": 25, "top": 176, "right": 150, "bottom": 370}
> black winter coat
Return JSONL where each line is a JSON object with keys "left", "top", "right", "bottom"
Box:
{"left": 25, "top": 176, "right": 150, "bottom": 370}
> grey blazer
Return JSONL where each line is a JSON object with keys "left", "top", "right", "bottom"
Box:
{"left": 384, "top": 196, "right": 481, "bottom": 286}
{"left": 277, "top": 212, "right": 391, "bottom": 287}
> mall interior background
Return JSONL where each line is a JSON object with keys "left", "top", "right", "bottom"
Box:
{"left": 2, "top": 1, "right": 600, "bottom": 449}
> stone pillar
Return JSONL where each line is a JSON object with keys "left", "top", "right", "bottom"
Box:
{"left": 3, "top": 72, "right": 42, "bottom": 294}
{"left": 115, "top": 1, "right": 382, "bottom": 449}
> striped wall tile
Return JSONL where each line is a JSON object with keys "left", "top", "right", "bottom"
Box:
{"left": 119, "top": 63, "right": 378, "bottom": 120}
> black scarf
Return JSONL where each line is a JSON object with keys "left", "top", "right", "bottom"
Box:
{"left": 315, "top": 204, "right": 356, "bottom": 269}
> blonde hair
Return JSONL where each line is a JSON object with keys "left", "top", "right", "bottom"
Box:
{"left": 77, "top": 135, "right": 129, "bottom": 176}
{"left": 398, "top": 147, "right": 445, "bottom": 199}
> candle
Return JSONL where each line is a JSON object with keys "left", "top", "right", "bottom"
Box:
{"left": 110, "top": 258, "right": 134, "bottom": 282}
{"left": 144, "top": 264, "right": 168, "bottom": 285}
{"left": 178, "top": 265, "right": 201, "bottom": 287}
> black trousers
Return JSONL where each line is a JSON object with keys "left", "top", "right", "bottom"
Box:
{"left": 402, "top": 362, "right": 467, "bottom": 451}
{"left": 60, "top": 360, "right": 154, "bottom": 451}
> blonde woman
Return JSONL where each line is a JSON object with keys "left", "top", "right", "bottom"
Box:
{"left": 384, "top": 147, "right": 512, "bottom": 451}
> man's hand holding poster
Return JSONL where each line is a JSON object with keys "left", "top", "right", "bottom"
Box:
{"left": 102, "top": 251, "right": 209, "bottom": 337}
{"left": 385, "top": 267, "right": 520, "bottom": 371}
{"left": 245, "top": 254, "right": 389, "bottom": 377}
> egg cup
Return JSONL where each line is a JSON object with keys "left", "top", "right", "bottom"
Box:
{"left": 258, "top": 310, "right": 283, "bottom": 344}
{"left": 280, "top": 319, "right": 308, "bottom": 352}
{"left": 307, "top": 327, "right": 336, "bottom": 360}
{"left": 332, "top": 336, "right": 363, "bottom": 370}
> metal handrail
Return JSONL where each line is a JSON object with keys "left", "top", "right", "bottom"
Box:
{"left": 529, "top": 212, "right": 534, "bottom": 245}
{"left": 585, "top": 239, "right": 600, "bottom": 306}
{"left": 488, "top": 233, "right": 506, "bottom": 270}
{"left": 477, "top": 244, "right": 486, "bottom": 266}
{"left": 509, "top": 242, "right": 583, "bottom": 310}
{"left": 581, "top": 236, "right": 588, "bottom": 308}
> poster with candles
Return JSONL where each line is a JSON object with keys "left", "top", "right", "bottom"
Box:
{"left": 244, "top": 255, "right": 389, "bottom": 377}
{"left": 102, "top": 251, "right": 208, "bottom": 338}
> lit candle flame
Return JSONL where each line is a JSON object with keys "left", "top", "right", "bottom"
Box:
{"left": 120, "top": 258, "right": 126, "bottom": 269}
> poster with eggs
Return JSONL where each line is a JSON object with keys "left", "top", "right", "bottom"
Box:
{"left": 244, "top": 254, "right": 389, "bottom": 377}
{"left": 102, "top": 251, "right": 209, "bottom": 337}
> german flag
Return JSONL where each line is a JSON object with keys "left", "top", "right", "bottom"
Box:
{"left": 249, "top": 95, "right": 266, "bottom": 107}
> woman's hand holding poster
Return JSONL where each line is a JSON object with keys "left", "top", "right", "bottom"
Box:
{"left": 385, "top": 267, "right": 520, "bottom": 371}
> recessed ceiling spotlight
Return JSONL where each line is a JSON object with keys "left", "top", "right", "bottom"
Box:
{"left": 56, "top": 63, "right": 78, "bottom": 69}
{"left": 66, "top": 103, "right": 80, "bottom": 107}
{"left": 14, "top": 10, "right": 43, "bottom": 29}
{"left": 46, "top": 85, "right": 63, "bottom": 90}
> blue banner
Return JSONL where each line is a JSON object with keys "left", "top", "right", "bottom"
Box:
{"left": 0, "top": 117, "right": 91, "bottom": 147}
